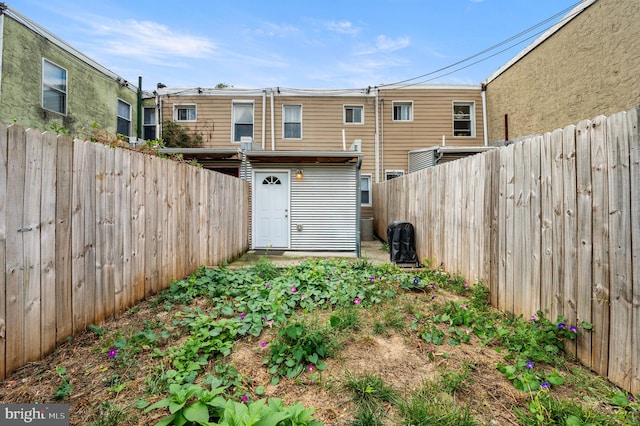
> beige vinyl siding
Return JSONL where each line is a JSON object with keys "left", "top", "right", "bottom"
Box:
{"left": 160, "top": 94, "right": 267, "bottom": 148}
{"left": 378, "top": 87, "right": 484, "bottom": 176}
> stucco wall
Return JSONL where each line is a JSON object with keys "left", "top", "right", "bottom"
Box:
{"left": 484, "top": 0, "right": 640, "bottom": 142}
{"left": 0, "top": 15, "right": 138, "bottom": 136}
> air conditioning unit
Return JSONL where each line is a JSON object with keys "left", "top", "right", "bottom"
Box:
{"left": 240, "top": 136, "right": 253, "bottom": 151}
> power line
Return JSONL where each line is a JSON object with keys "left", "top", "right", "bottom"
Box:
{"left": 377, "top": 0, "right": 586, "bottom": 89}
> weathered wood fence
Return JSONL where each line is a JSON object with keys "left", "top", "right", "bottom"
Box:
{"left": 373, "top": 106, "right": 639, "bottom": 393}
{"left": 0, "top": 123, "right": 250, "bottom": 380}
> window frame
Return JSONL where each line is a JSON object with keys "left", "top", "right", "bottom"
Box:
{"left": 385, "top": 170, "right": 405, "bottom": 180}
{"left": 392, "top": 101, "right": 413, "bottom": 122}
{"left": 232, "top": 101, "right": 255, "bottom": 143}
{"left": 343, "top": 104, "right": 364, "bottom": 125}
{"left": 282, "top": 104, "right": 303, "bottom": 140}
{"left": 143, "top": 106, "right": 157, "bottom": 140}
{"left": 360, "top": 174, "right": 372, "bottom": 207}
{"left": 173, "top": 104, "right": 197, "bottom": 122}
{"left": 116, "top": 98, "right": 132, "bottom": 136}
{"left": 452, "top": 101, "right": 476, "bottom": 138}
{"left": 42, "top": 58, "right": 67, "bottom": 115}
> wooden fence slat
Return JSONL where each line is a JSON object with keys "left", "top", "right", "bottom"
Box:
{"left": 576, "top": 119, "right": 593, "bottom": 367}
{"left": 528, "top": 136, "right": 542, "bottom": 318}
{"left": 513, "top": 141, "right": 525, "bottom": 316}
{"left": 504, "top": 145, "right": 515, "bottom": 313}
{"left": 628, "top": 106, "right": 640, "bottom": 394}
{"left": 55, "top": 136, "right": 72, "bottom": 344}
{"left": 117, "top": 148, "right": 131, "bottom": 312}
{"left": 130, "top": 151, "right": 145, "bottom": 303}
{"left": 550, "top": 128, "right": 565, "bottom": 322}
{"left": 488, "top": 150, "right": 500, "bottom": 307}
{"left": 0, "top": 122, "right": 8, "bottom": 380}
{"left": 606, "top": 110, "right": 633, "bottom": 390}
{"left": 540, "top": 132, "right": 554, "bottom": 315}
{"left": 5, "top": 125, "right": 26, "bottom": 373}
{"left": 590, "top": 115, "right": 610, "bottom": 376}
{"left": 562, "top": 125, "right": 578, "bottom": 357}
{"left": 71, "top": 140, "right": 86, "bottom": 334}
{"left": 23, "top": 129, "right": 43, "bottom": 363}
{"left": 40, "top": 131, "right": 57, "bottom": 357}
{"left": 144, "top": 155, "right": 159, "bottom": 298}
{"left": 94, "top": 144, "right": 106, "bottom": 325}
{"left": 83, "top": 141, "right": 97, "bottom": 329}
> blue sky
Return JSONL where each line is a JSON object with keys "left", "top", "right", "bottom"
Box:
{"left": 10, "top": 0, "right": 583, "bottom": 91}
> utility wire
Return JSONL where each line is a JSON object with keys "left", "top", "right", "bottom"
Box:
{"left": 377, "top": 0, "right": 586, "bottom": 89}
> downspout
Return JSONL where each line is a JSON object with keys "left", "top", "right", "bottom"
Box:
{"left": 270, "top": 90, "right": 275, "bottom": 150}
{"left": 374, "top": 89, "right": 380, "bottom": 183}
{"left": 356, "top": 156, "right": 362, "bottom": 257}
{"left": 157, "top": 95, "right": 163, "bottom": 139}
{"left": 137, "top": 76, "right": 142, "bottom": 140}
{"left": 380, "top": 98, "right": 385, "bottom": 179}
{"left": 261, "top": 90, "right": 266, "bottom": 150}
{"left": 481, "top": 83, "right": 488, "bottom": 146}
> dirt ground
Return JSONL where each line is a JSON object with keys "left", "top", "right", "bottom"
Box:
{"left": 0, "top": 239, "right": 618, "bottom": 425}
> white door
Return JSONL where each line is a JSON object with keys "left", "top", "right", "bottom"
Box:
{"left": 254, "top": 171, "right": 289, "bottom": 248}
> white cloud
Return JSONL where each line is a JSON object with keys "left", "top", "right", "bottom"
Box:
{"left": 375, "top": 35, "right": 410, "bottom": 52}
{"left": 326, "top": 20, "right": 361, "bottom": 35}
{"left": 83, "top": 18, "right": 215, "bottom": 63}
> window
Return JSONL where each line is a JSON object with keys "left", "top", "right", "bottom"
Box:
{"left": 361, "top": 175, "right": 372, "bottom": 206}
{"left": 174, "top": 104, "right": 196, "bottom": 122}
{"left": 233, "top": 102, "right": 254, "bottom": 142}
{"left": 392, "top": 101, "right": 413, "bottom": 121}
{"left": 117, "top": 99, "right": 131, "bottom": 136}
{"left": 344, "top": 105, "right": 363, "bottom": 124}
{"left": 283, "top": 105, "right": 302, "bottom": 139}
{"left": 385, "top": 170, "right": 405, "bottom": 180}
{"left": 453, "top": 101, "right": 475, "bottom": 137}
{"left": 143, "top": 107, "right": 156, "bottom": 140}
{"left": 42, "top": 59, "right": 67, "bottom": 115}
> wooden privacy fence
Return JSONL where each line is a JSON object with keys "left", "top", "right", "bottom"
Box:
{"left": 373, "top": 106, "right": 639, "bottom": 393}
{"left": 0, "top": 123, "right": 250, "bottom": 380}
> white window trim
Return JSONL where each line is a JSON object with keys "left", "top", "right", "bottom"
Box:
{"left": 117, "top": 98, "right": 132, "bottom": 136}
{"left": 173, "top": 104, "right": 197, "bottom": 122}
{"left": 392, "top": 100, "right": 413, "bottom": 122}
{"left": 282, "top": 104, "right": 303, "bottom": 140}
{"left": 232, "top": 100, "right": 255, "bottom": 144}
{"left": 452, "top": 100, "right": 476, "bottom": 138}
{"left": 42, "top": 58, "right": 67, "bottom": 116}
{"left": 385, "top": 169, "right": 405, "bottom": 180}
{"left": 361, "top": 174, "right": 372, "bottom": 207}
{"left": 343, "top": 104, "right": 364, "bottom": 125}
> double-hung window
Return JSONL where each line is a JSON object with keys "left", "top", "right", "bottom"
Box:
{"left": 143, "top": 107, "right": 157, "bottom": 140}
{"left": 117, "top": 99, "right": 131, "bottom": 136}
{"left": 453, "top": 101, "right": 475, "bottom": 137}
{"left": 344, "top": 105, "right": 363, "bottom": 124}
{"left": 42, "top": 59, "right": 67, "bottom": 115}
{"left": 174, "top": 104, "right": 196, "bottom": 122}
{"left": 361, "top": 175, "right": 372, "bottom": 206}
{"left": 283, "top": 104, "right": 302, "bottom": 139}
{"left": 233, "top": 102, "right": 254, "bottom": 142}
{"left": 385, "top": 170, "right": 405, "bottom": 180}
{"left": 392, "top": 101, "right": 413, "bottom": 121}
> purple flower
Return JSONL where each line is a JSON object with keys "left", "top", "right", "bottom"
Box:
{"left": 569, "top": 325, "right": 578, "bottom": 333}
{"left": 530, "top": 315, "right": 537, "bottom": 322}
{"left": 413, "top": 278, "right": 419, "bottom": 285}
{"left": 541, "top": 382, "right": 550, "bottom": 390}
{"left": 629, "top": 396, "right": 636, "bottom": 403}
{"left": 265, "top": 283, "right": 271, "bottom": 289}
{"left": 241, "top": 395, "right": 248, "bottom": 403}
{"left": 260, "top": 341, "right": 267, "bottom": 348}
{"left": 291, "top": 286, "right": 297, "bottom": 293}
{"left": 301, "top": 294, "right": 307, "bottom": 300}
{"left": 307, "top": 365, "right": 314, "bottom": 372}
{"left": 370, "top": 275, "right": 375, "bottom": 282}
{"left": 526, "top": 361, "right": 534, "bottom": 369}
{"left": 108, "top": 347, "right": 118, "bottom": 359}
{"left": 464, "top": 281, "right": 469, "bottom": 288}
{"left": 239, "top": 313, "right": 246, "bottom": 320}
{"left": 557, "top": 323, "right": 566, "bottom": 329}
{"left": 354, "top": 297, "right": 361, "bottom": 305}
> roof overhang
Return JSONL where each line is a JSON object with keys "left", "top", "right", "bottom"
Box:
{"left": 246, "top": 150, "right": 363, "bottom": 164}
{"left": 157, "top": 147, "right": 242, "bottom": 161}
